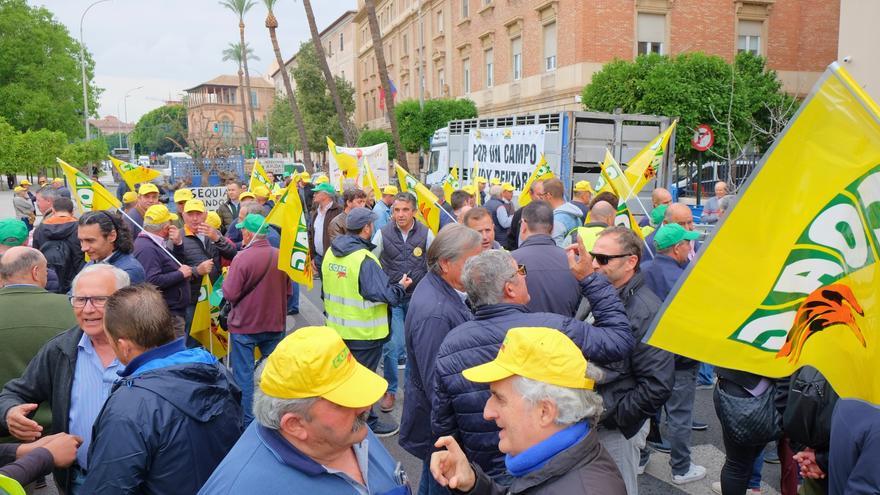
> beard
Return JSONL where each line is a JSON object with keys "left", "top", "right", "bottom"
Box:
{"left": 351, "top": 410, "right": 369, "bottom": 433}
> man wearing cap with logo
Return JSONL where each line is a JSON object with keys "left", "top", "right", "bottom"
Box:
{"left": 133, "top": 204, "right": 192, "bottom": 320}
{"left": 179, "top": 199, "right": 238, "bottom": 336}
{"left": 372, "top": 185, "right": 398, "bottom": 231}
{"left": 431, "top": 326, "right": 626, "bottom": 494}
{"left": 172, "top": 187, "right": 194, "bottom": 219}
{"left": 322, "top": 207, "right": 411, "bottom": 436}
{"left": 572, "top": 180, "right": 593, "bottom": 219}
{"left": 309, "top": 182, "right": 343, "bottom": 274}
{"left": 224, "top": 213, "right": 291, "bottom": 426}
{"left": 641, "top": 224, "right": 699, "bottom": 303}
{"left": 199, "top": 326, "right": 410, "bottom": 494}
{"left": 253, "top": 185, "right": 274, "bottom": 215}
{"left": 122, "top": 191, "right": 138, "bottom": 210}
{"left": 51, "top": 178, "right": 71, "bottom": 199}
{"left": 484, "top": 184, "right": 514, "bottom": 244}
{"left": 12, "top": 186, "right": 35, "bottom": 231}
{"left": 643, "top": 203, "right": 699, "bottom": 263}
{"left": 124, "top": 183, "right": 161, "bottom": 236}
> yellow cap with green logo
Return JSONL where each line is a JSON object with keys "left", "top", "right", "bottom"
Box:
{"left": 259, "top": 326, "right": 388, "bottom": 407}
{"left": 463, "top": 327, "right": 595, "bottom": 390}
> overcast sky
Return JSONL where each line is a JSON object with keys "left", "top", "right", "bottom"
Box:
{"left": 29, "top": 0, "right": 356, "bottom": 123}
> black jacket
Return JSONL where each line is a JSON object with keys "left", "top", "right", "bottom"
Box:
{"left": 593, "top": 273, "right": 675, "bottom": 438}
{"left": 511, "top": 234, "right": 581, "bottom": 317}
{"left": 32, "top": 218, "right": 85, "bottom": 293}
{"left": 178, "top": 229, "right": 237, "bottom": 302}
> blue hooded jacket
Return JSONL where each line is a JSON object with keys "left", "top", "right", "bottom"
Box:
{"left": 82, "top": 338, "right": 243, "bottom": 494}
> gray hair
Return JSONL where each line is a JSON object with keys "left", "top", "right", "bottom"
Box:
{"left": 241, "top": 202, "right": 266, "bottom": 217}
{"left": 430, "top": 184, "right": 445, "bottom": 198}
{"left": 71, "top": 264, "right": 130, "bottom": 296}
{"left": 461, "top": 249, "right": 517, "bottom": 306}
{"left": 253, "top": 361, "right": 319, "bottom": 429}
{"left": 513, "top": 372, "right": 605, "bottom": 425}
{"left": 142, "top": 222, "right": 167, "bottom": 233}
{"left": 392, "top": 192, "right": 417, "bottom": 210}
{"left": 0, "top": 247, "right": 44, "bottom": 280}
{"left": 489, "top": 185, "right": 502, "bottom": 197}
{"left": 36, "top": 186, "right": 58, "bottom": 201}
{"left": 427, "top": 224, "right": 482, "bottom": 275}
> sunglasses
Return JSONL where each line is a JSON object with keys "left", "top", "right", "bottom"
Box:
{"left": 589, "top": 252, "right": 633, "bottom": 266}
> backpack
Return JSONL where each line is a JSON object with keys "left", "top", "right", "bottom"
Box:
{"left": 41, "top": 239, "right": 77, "bottom": 293}
{"left": 783, "top": 366, "right": 839, "bottom": 451}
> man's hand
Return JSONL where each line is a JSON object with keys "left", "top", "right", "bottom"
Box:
{"left": 793, "top": 448, "right": 826, "bottom": 479}
{"left": 198, "top": 224, "right": 221, "bottom": 242}
{"left": 168, "top": 225, "right": 183, "bottom": 246}
{"left": 565, "top": 239, "right": 594, "bottom": 281}
{"left": 196, "top": 259, "right": 215, "bottom": 276}
{"left": 178, "top": 264, "right": 193, "bottom": 279}
{"left": 431, "top": 436, "right": 476, "bottom": 491}
{"left": 399, "top": 273, "right": 413, "bottom": 289}
{"left": 6, "top": 403, "right": 42, "bottom": 441}
{"left": 43, "top": 433, "right": 82, "bottom": 468}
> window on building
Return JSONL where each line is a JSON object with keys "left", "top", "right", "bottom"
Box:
{"left": 511, "top": 36, "right": 522, "bottom": 81}
{"left": 327, "top": 42, "right": 333, "bottom": 56}
{"left": 543, "top": 22, "right": 557, "bottom": 71}
{"left": 637, "top": 13, "right": 665, "bottom": 55}
{"left": 738, "top": 20, "right": 762, "bottom": 55}
{"left": 250, "top": 90, "right": 258, "bottom": 109}
{"left": 461, "top": 0, "right": 469, "bottom": 19}
{"left": 341, "top": 70, "right": 346, "bottom": 81}
{"left": 437, "top": 10, "right": 444, "bottom": 33}
{"left": 221, "top": 119, "right": 233, "bottom": 136}
{"left": 485, "top": 48, "right": 494, "bottom": 87}
{"left": 340, "top": 32, "right": 344, "bottom": 51}
{"left": 462, "top": 58, "right": 471, "bottom": 94}
{"left": 438, "top": 68, "right": 445, "bottom": 93}
{"left": 403, "top": 33, "right": 409, "bottom": 54}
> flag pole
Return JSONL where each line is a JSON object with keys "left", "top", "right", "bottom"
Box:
{"left": 117, "top": 207, "right": 185, "bottom": 267}
{"left": 434, "top": 200, "right": 459, "bottom": 224}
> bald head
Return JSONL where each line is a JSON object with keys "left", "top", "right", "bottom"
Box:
{"left": 665, "top": 203, "right": 694, "bottom": 230}
{"left": 651, "top": 188, "right": 672, "bottom": 208}
{"left": 590, "top": 201, "right": 617, "bottom": 227}
{"left": 0, "top": 246, "right": 48, "bottom": 288}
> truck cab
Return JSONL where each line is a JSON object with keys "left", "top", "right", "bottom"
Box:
{"left": 426, "top": 127, "right": 449, "bottom": 185}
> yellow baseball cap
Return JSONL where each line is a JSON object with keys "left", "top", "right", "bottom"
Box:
{"left": 174, "top": 188, "right": 195, "bottom": 203}
{"left": 13, "top": 186, "right": 25, "bottom": 193}
{"left": 475, "top": 176, "right": 488, "bottom": 184}
{"left": 239, "top": 191, "right": 256, "bottom": 201}
{"left": 574, "top": 180, "right": 593, "bottom": 192}
{"left": 501, "top": 182, "right": 515, "bottom": 192}
{"left": 314, "top": 175, "right": 329, "bottom": 185}
{"left": 463, "top": 327, "right": 595, "bottom": 390}
{"left": 183, "top": 199, "right": 206, "bottom": 213}
{"left": 138, "top": 183, "right": 159, "bottom": 195}
{"left": 381, "top": 185, "right": 399, "bottom": 196}
{"left": 19, "top": 180, "right": 31, "bottom": 186}
{"left": 144, "top": 204, "right": 178, "bottom": 225}
{"left": 205, "top": 211, "right": 222, "bottom": 230}
{"left": 52, "top": 177, "right": 63, "bottom": 183}
{"left": 260, "top": 326, "right": 388, "bottom": 408}
{"left": 122, "top": 191, "right": 138, "bottom": 203}
{"left": 462, "top": 185, "right": 476, "bottom": 194}
{"left": 253, "top": 185, "right": 271, "bottom": 198}
{"left": 490, "top": 177, "right": 501, "bottom": 185}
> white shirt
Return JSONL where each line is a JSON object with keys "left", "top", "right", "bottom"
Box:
{"left": 314, "top": 202, "right": 331, "bottom": 256}
{"left": 372, "top": 220, "right": 435, "bottom": 258}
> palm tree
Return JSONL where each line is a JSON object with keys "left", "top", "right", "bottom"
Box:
{"left": 221, "top": 42, "right": 259, "bottom": 148}
{"left": 364, "top": 0, "right": 409, "bottom": 171}
{"left": 220, "top": 0, "right": 258, "bottom": 139}
{"left": 262, "top": 0, "right": 314, "bottom": 172}
{"left": 301, "top": 0, "right": 355, "bottom": 146}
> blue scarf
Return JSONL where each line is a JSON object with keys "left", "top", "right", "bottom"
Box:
{"left": 505, "top": 421, "right": 589, "bottom": 477}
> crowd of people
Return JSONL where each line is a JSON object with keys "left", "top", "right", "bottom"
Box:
{"left": 0, "top": 169, "right": 876, "bottom": 495}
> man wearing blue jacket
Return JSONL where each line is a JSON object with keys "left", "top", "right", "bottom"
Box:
{"left": 82, "top": 284, "right": 242, "bottom": 494}
{"left": 433, "top": 247, "right": 634, "bottom": 482}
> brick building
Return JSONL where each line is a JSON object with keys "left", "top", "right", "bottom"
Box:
{"left": 184, "top": 75, "right": 276, "bottom": 147}
{"left": 354, "top": 0, "right": 840, "bottom": 129}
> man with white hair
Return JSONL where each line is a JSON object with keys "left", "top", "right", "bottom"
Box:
{"left": 431, "top": 326, "right": 626, "bottom": 494}
{"left": 0, "top": 264, "right": 130, "bottom": 493}
{"left": 198, "top": 326, "right": 410, "bottom": 494}
{"left": 702, "top": 181, "right": 729, "bottom": 224}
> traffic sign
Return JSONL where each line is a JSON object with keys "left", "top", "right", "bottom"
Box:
{"left": 691, "top": 124, "right": 714, "bottom": 151}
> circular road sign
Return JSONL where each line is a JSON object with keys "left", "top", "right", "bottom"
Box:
{"left": 691, "top": 124, "right": 714, "bottom": 151}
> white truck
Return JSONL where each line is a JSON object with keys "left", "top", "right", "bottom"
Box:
{"left": 426, "top": 111, "right": 676, "bottom": 197}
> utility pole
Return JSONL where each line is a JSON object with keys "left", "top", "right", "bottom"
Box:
{"left": 79, "top": 0, "right": 112, "bottom": 140}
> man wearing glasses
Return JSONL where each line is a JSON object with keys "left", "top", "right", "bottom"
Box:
{"left": 643, "top": 203, "right": 700, "bottom": 262}
{"left": 0, "top": 264, "right": 130, "bottom": 494}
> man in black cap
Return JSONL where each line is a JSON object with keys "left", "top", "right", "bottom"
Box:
{"left": 321, "top": 207, "right": 411, "bottom": 437}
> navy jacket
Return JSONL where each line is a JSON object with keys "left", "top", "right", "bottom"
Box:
{"left": 400, "top": 272, "right": 473, "bottom": 459}
{"left": 328, "top": 235, "right": 407, "bottom": 307}
{"left": 829, "top": 399, "right": 880, "bottom": 495}
{"left": 432, "top": 273, "right": 633, "bottom": 478}
{"left": 82, "top": 339, "right": 243, "bottom": 494}
{"left": 641, "top": 253, "right": 687, "bottom": 301}
{"left": 511, "top": 234, "right": 581, "bottom": 317}
{"left": 133, "top": 233, "right": 190, "bottom": 312}
{"left": 84, "top": 251, "right": 146, "bottom": 285}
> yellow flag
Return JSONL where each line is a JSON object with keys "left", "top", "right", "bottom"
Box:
{"left": 328, "top": 136, "right": 359, "bottom": 183}
{"left": 442, "top": 167, "right": 460, "bottom": 203}
{"left": 596, "top": 150, "right": 634, "bottom": 199}
{"left": 518, "top": 154, "right": 555, "bottom": 207}
{"left": 614, "top": 203, "right": 644, "bottom": 241}
{"left": 645, "top": 64, "right": 880, "bottom": 403}
{"left": 248, "top": 159, "right": 274, "bottom": 192}
{"left": 191, "top": 275, "right": 229, "bottom": 359}
{"left": 109, "top": 156, "right": 161, "bottom": 191}
{"left": 57, "top": 158, "right": 121, "bottom": 213}
{"left": 363, "top": 157, "right": 382, "bottom": 203}
{"left": 471, "top": 161, "right": 481, "bottom": 205}
{"left": 623, "top": 120, "right": 677, "bottom": 196}
{"left": 270, "top": 183, "right": 314, "bottom": 289}
{"left": 395, "top": 164, "right": 441, "bottom": 234}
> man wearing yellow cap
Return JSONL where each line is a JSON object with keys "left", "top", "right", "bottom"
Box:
{"left": 50, "top": 177, "right": 71, "bottom": 199}
{"left": 132, "top": 204, "right": 192, "bottom": 319}
{"left": 371, "top": 185, "right": 397, "bottom": 231}
{"left": 12, "top": 186, "right": 35, "bottom": 231}
{"left": 122, "top": 191, "right": 138, "bottom": 210}
{"left": 572, "top": 180, "right": 593, "bottom": 219}
{"left": 124, "top": 183, "right": 161, "bottom": 235}
{"left": 199, "top": 326, "right": 410, "bottom": 494}
{"left": 430, "top": 327, "right": 626, "bottom": 494}
{"left": 253, "top": 185, "right": 273, "bottom": 215}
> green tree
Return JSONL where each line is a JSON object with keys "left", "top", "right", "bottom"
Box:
{"left": 11, "top": 129, "right": 67, "bottom": 175}
{"left": 356, "top": 129, "right": 396, "bottom": 161}
{"left": 581, "top": 52, "right": 796, "bottom": 164}
{"left": 0, "top": 0, "right": 100, "bottom": 138}
{"left": 0, "top": 117, "right": 19, "bottom": 174}
{"left": 395, "top": 98, "right": 478, "bottom": 153}
{"left": 60, "top": 138, "right": 108, "bottom": 168}
{"left": 130, "top": 104, "right": 188, "bottom": 155}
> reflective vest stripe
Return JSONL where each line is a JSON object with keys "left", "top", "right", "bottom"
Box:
{"left": 326, "top": 314, "right": 390, "bottom": 329}
{"left": 324, "top": 293, "right": 384, "bottom": 310}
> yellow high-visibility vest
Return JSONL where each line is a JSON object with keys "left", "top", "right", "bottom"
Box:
{"left": 322, "top": 248, "right": 390, "bottom": 341}
{"left": 575, "top": 225, "right": 607, "bottom": 251}
{"left": 0, "top": 474, "right": 25, "bottom": 495}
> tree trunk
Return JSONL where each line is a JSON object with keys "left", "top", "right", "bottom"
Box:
{"left": 266, "top": 12, "right": 314, "bottom": 172}
{"left": 236, "top": 66, "right": 251, "bottom": 149}
{"left": 240, "top": 20, "right": 258, "bottom": 145}
{"left": 302, "top": 0, "right": 355, "bottom": 146}
{"left": 364, "top": 0, "right": 409, "bottom": 172}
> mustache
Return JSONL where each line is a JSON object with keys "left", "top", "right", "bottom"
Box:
{"left": 351, "top": 411, "right": 369, "bottom": 433}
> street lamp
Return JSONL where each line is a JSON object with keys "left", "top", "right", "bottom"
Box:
{"left": 80, "top": 0, "right": 112, "bottom": 140}
{"left": 123, "top": 86, "right": 143, "bottom": 152}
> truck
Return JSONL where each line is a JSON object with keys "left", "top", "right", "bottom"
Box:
{"left": 426, "top": 111, "right": 676, "bottom": 198}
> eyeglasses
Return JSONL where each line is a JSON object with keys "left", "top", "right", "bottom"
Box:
{"left": 589, "top": 252, "right": 634, "bottom": 266}
{"left": 69, "top": 296, "right": 110, "bottom": 309}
